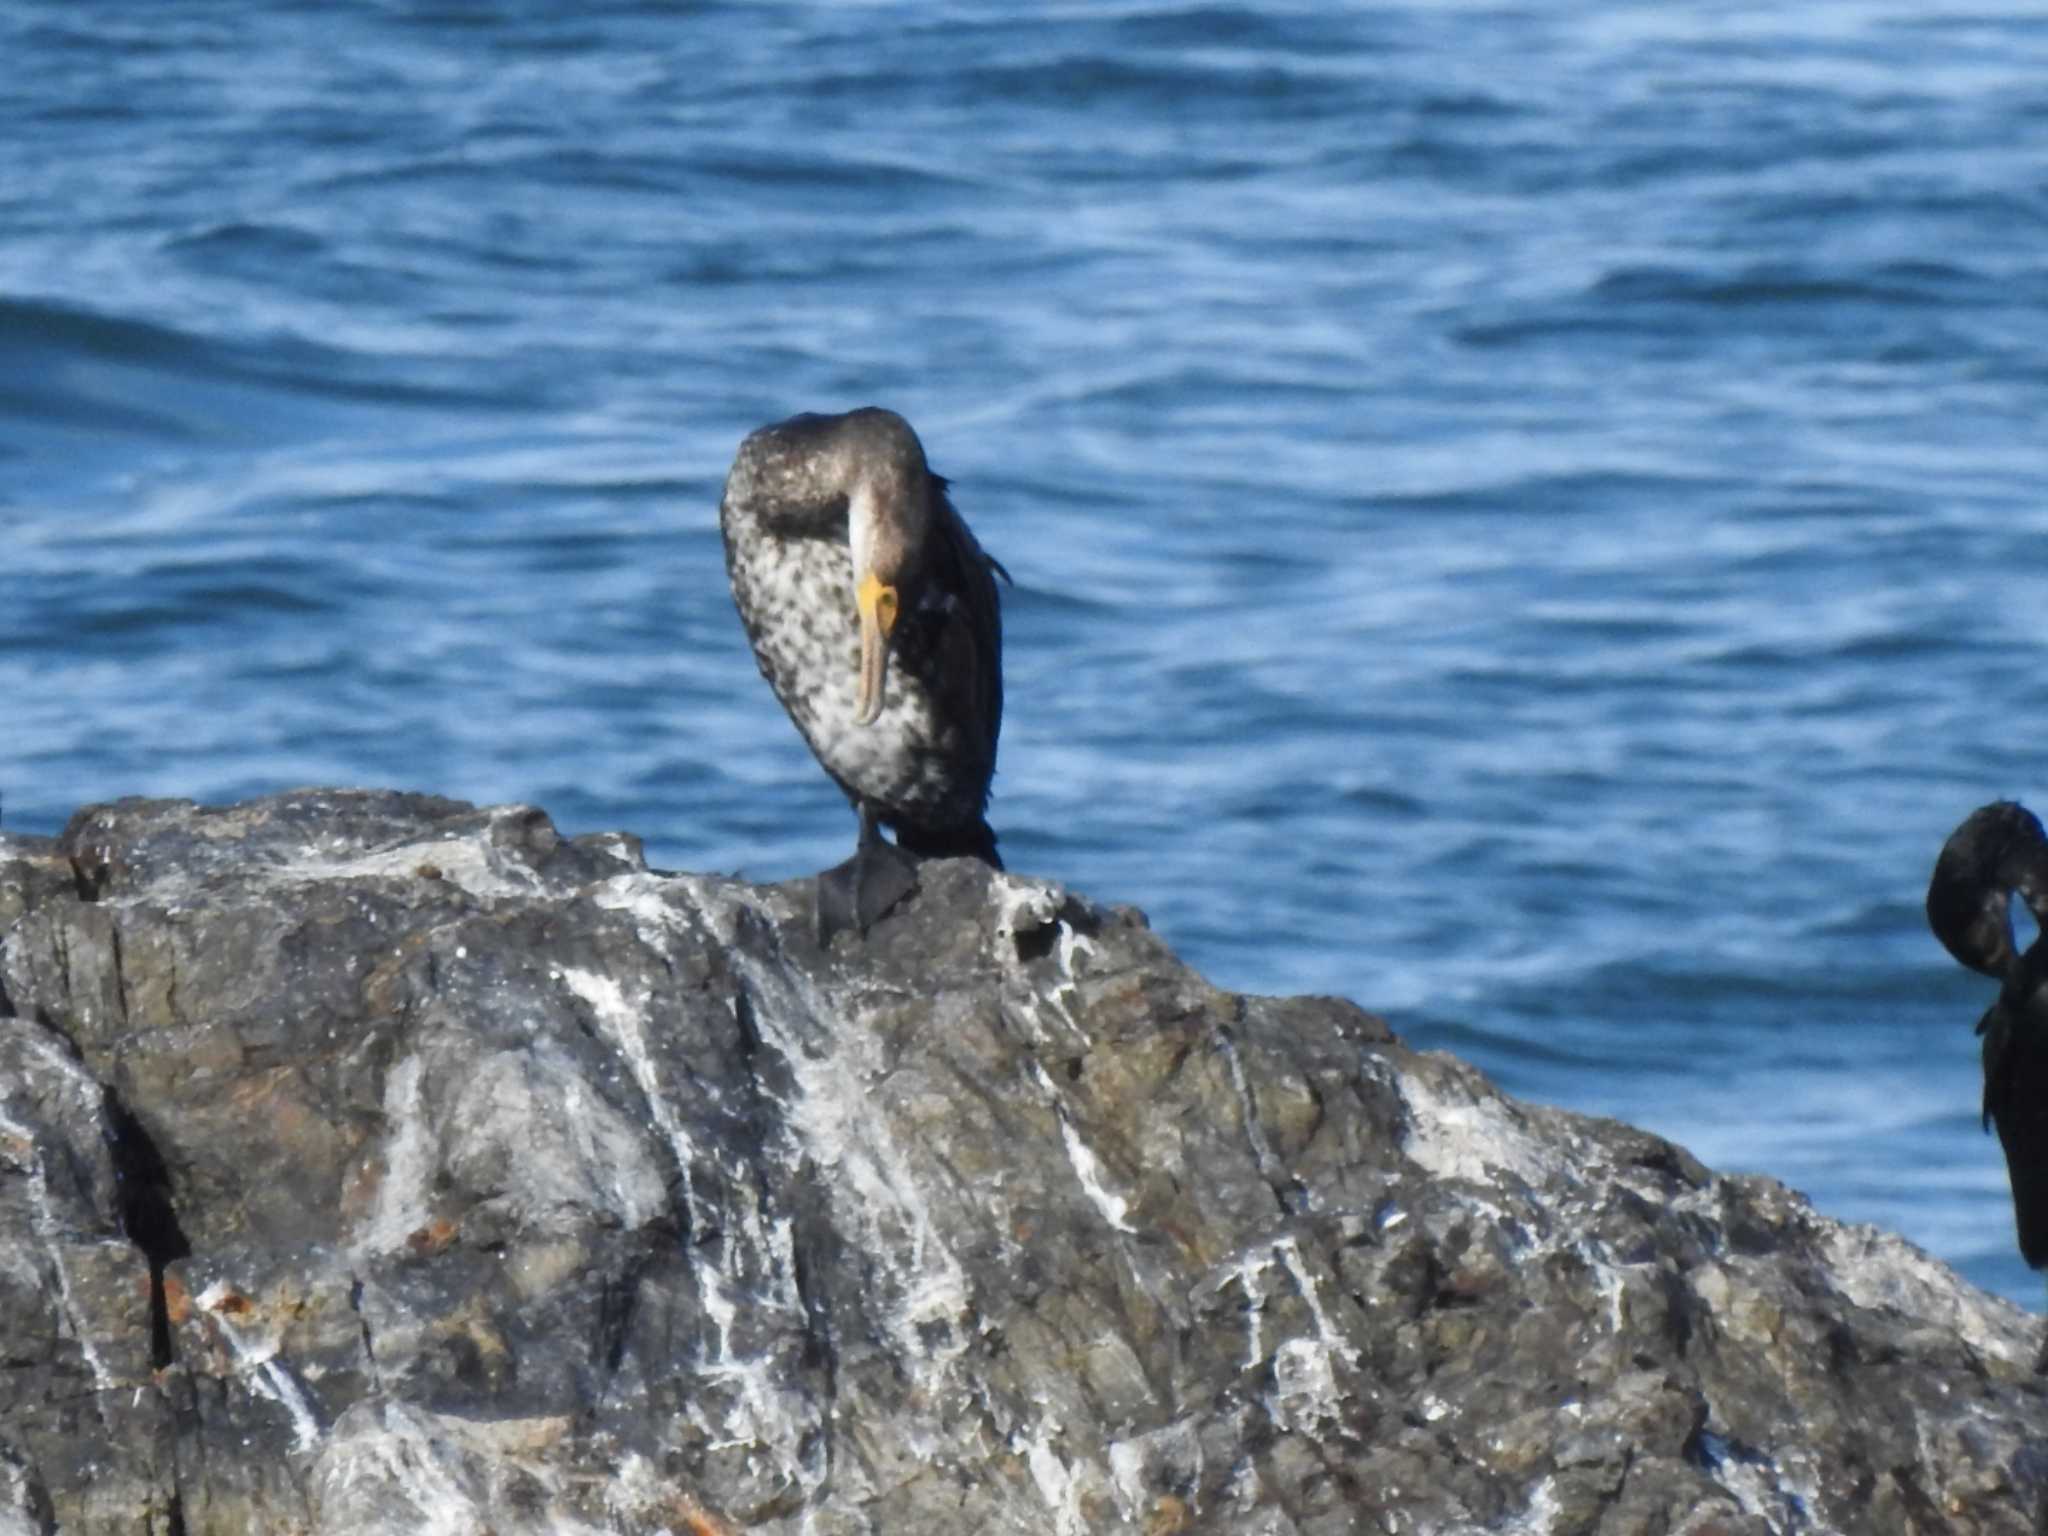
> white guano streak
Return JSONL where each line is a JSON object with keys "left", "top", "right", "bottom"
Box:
{"left": 354, "top": 1053, "right": 432, "bottom": 1258}
{"left": 0, "top": 1094, "right": 114, "bottom": 1394}
{"left": 1028, "top": 1060, "right": 1135, "bottom": 1235}
{"left": 196, "top": 1280, "right": 322, "bottom": 1453}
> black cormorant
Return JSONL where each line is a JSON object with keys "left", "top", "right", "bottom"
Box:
{"left": 720, "top": 407, "right": 1006, "bottom": 940}
{"left": 1926, "top": 799, "right": 2048, "bottom": 1339}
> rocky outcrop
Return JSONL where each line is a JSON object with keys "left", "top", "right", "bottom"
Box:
{"left": 0, "top": 790, "right": 2041, "bottom": 1535}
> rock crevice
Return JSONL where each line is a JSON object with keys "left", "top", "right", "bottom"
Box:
{"left": 102, "top": 1083, "right": 192, "bottom": 1371}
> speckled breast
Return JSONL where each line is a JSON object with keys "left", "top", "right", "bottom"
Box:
{"left": 723, "top": 519, "right": 984, "bottom": 830}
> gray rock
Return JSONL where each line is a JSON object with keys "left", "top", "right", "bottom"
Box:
{"left": 0, "top": 790, "right": 2040, "bottom": 1535}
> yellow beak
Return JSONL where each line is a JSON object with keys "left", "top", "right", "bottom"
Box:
{"left": 855, "top": 569, "right": 900, "bottom": 725}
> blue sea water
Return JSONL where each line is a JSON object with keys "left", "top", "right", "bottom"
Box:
{"left": 2, "top": 1, "right": 2046, "bottom": 1303}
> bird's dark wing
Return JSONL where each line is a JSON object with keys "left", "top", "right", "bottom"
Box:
{"left": 1981, "top": 991, "right": 2048, "bottom": 1268}
{"left": 930, "top": 479, "right": 1005, "bottom": 778}
{"left": 1979, "top": 1000, "right": 2014, "bottom": 1133}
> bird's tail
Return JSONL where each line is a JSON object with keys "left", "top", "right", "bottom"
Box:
{"left": 896, "top": 818, "right": 1002, "bottom": 870}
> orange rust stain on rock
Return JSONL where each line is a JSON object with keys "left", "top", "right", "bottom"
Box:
{"left": 162, "top": 1273, "right": 192, "bottom": 1326}
{"left": 669, "top": 1496, "right": 740, "bottom": 1536}
{"left": 1146, "top": 1494, "right": 1192, "bottom": 1534}
{"left": 406, "top": 1218, "right": 458, "bottom": 1255}
{"left": 211, "top": 1289, "right": 254, "bottom": 1318}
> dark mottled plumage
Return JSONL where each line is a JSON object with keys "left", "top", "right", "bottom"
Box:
{"left": 1926, "top": 800, "right": 2048, "bottom": 1280}
{"left": 720, "top": 407, "right": 1006, "bottom": 934}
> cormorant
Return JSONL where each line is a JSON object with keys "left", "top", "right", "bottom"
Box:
{"left": 720, "top": 407, "right": 1006, "bottom": 941}
{"left": 1926, "top": 799, "right": 2048, "bottom": 1345}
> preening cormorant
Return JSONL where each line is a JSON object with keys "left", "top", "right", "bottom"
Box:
{"left": 1926, "top": 800, "right": 2048, "bottom": 1318}
{"left": 720, "top": 407, "right": 1006, "bottom": 940}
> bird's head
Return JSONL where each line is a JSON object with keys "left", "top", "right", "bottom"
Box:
{"left": 838, "top": 409, "right": 934, "bottom": 725}
{"left": 1928, "top": 800, "right": 2048, "bottom": 979}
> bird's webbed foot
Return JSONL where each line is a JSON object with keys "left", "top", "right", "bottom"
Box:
{"left": 816, "top": 837, "right": 920, "bottom": 945}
